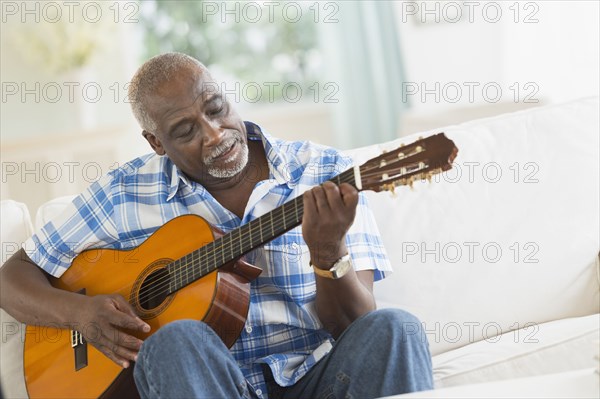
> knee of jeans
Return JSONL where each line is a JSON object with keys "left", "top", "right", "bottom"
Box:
{"left": 367, "top": 308, "right": 426, "bottom": 339}
{"left": 139, "top": 319, "right": 221, "bottom": 357}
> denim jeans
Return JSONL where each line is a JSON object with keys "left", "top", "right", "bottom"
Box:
{"left": 134, "top": 308, "right": 434, "bottom": 399}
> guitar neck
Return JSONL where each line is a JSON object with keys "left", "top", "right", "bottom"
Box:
{"left": 165, "top": 167, "right": 358, "bottom": 294}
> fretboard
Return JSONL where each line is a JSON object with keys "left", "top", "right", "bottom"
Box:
{"left": 165, "top": 167, "right": 357, "bottom": 294}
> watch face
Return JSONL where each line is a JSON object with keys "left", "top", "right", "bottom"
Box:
{"left": 331, "top": 257, "right": 352, "bottom": 279}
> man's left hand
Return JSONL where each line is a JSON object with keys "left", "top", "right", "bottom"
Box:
{"left": 302, "top": 181, "right": 359, "bottom": 268}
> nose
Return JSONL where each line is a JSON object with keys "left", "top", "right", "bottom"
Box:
{"left": 199, "top": 118, "right": 224, "bottom": 147}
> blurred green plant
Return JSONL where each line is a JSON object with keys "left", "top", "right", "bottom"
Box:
{"left": 138, "top": 0, "right": 322, "bottom": 102}
{"left": 13, "top": 17, "right": 111, "bottom": 76}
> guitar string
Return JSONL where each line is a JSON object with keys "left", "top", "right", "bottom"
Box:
{"left": 134, "top": 173, "right": 351, "bottom": 306}
{"left": 134, "top": 143, "right": 437, "bottom": 306}
{"left": 134, "top": 170, "right": 358, "bottom": 306}
{"left": 135, "top": 156, "right": 430, "bottom": 307}
{"left": 134, "top": 157, "right": 432, "bottom": 307}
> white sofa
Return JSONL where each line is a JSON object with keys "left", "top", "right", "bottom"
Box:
{"left": 1, "top": 97, "right": 598, "bottom": 397}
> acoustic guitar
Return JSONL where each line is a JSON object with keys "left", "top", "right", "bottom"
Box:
{"left": 23, "top": 133, "right": 458, "bottom": 398}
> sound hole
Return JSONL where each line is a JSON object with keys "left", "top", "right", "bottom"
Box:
{"left": 139, "top": 268, "right": 171, "bottom": 311}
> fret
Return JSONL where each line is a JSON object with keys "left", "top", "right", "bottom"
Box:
{"left": 220, "top": 234, "right": 225, "bottom": 266}
{"left": 177, "top": 258, "right": 181, "bottom": 291}
{"left": 228, "top": 231, "right": 233, "bottom": 261}
{"left": 188, "top": 252, "right": 194, "bottom": 284}
{"left": 237, "top": 228, "right": 243, "bottom": 260}
{"left": 168, "top": 261, "right": 173, "bottom": 293}
{"left": 185, "top": 251, "right": 190, "bottom": 284}
{"left": 282, "top": 207, "right": 287, "bottom": 230}
{"left": 248, "top": 221, "right": 253, "bottom": 248}
{"left": 269, "top": 210, "right": 274, "bottom": 237}
{"left": 294, "top": 199, "right": 300, "bottom": 224}
{"left": 259, "top": 217, "right": 264, "bottom": 243}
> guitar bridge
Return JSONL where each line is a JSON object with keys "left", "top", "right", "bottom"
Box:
{"left": 71, "top": 288, "right": 88, "bottom": 371}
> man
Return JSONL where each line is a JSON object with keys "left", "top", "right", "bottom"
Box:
{"left": 0, "top": 53, "right": 433, "bottom": 398}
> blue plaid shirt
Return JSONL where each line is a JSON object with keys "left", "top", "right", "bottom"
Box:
{"left": 25, "top": 122, "right": 392, "bottom": 398}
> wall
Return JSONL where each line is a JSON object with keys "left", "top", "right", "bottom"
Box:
{"left": 1, "top": 0, "right": 598, "bottom": 215}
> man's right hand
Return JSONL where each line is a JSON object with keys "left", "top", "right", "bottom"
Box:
{"left": 78, "top": 294, "right": 151, "bottom": 368}
{"left": 0, "top": 249, "right": 152, "bottom": 369}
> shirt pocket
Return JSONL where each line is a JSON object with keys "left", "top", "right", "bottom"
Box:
{"left": 255, "top": 233, "right": 316, "bottom": 304}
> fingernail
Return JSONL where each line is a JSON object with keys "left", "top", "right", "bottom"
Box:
{"left": 134, "top": 354, "right": 138, "bottom": 362}
{"left": 143, "top": 324, "right": 151, "bottom": 332}
{"left": 123, "top": 361, "right": 129, "bottom": 368}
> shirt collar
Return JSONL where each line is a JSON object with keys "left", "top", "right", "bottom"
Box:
{"left": 166, "top": 121, "right": 294, "bottom": 201}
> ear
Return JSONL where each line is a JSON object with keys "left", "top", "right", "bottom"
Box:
{"left": 142, "top": 130, "right": 166, "bottom": 156}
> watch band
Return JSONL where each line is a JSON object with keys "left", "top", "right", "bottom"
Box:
{"left": 311, "top": 254, "right": 352, "bottom": 279}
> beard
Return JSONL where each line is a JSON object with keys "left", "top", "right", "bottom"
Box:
{"left": 203, "top": 136, "right": 249, "bottom": 179}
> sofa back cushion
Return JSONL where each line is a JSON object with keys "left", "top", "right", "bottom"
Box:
{"left": 345, "top": 97, "right": 600, "bottom": 355}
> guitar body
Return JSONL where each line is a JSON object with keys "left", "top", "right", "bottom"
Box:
{"left": 23, "top": 214, "right": 262, "bottom": 399}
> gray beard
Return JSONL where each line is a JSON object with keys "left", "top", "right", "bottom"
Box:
{"left": 204, "top": 140, "right": 249, "bottom": 179}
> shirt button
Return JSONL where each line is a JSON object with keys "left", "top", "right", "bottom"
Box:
{"left": 255, "top": 389, "right": 262, "bottom": 397}
{"left": 245, "top": 326, "right": 253, "bottom": 334}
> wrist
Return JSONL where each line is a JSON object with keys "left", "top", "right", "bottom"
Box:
{"left": 311, "top": 254, "right": 353, "bottom": 279}
{"left": 309, "top": 242, "right": 347, "bottom": 269}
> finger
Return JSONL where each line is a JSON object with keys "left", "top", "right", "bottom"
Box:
{"left": 322, "top": 182, "right": 344, "bottom": 211}
{"left": 110, "top": 329, "right": 144, "bottom": 351}
{"left": 96, "top": 342, "right": 135, "bottom": 368}
{"left": 112, "top": 295, "right": 151, "bottom": 333}
{"left": 85, "top": 328, "right": 133, "bottom": 368}
{"left": 106, "top": 338, "right": 140, "bottom": 362}
{"left": 339, "top": 183, "right": 359, "bottom": 209}
{"left": 302, "top": 190, "right": 318, "bottom": 224}
{"left": 311, "top": 186, "right": 330, "bottom": 211}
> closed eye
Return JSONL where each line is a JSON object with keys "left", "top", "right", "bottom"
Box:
{"left": 174, "top": 125, "right": 194, "bottom": 138}
{"left": 208, "top": 104, "right": 225, "bottom": 116}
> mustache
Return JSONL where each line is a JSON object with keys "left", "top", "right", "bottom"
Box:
{"left": 204, "top": 137, "right": 240, "bottom": 164}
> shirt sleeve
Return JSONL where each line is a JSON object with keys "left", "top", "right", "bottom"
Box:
{"left": 23, "top": 175, "right": 120, "bottom": 278}
{"left": 345, "top": 192, "right": 393, "bottom": 281}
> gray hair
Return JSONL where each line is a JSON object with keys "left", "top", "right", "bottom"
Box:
{"left": 128, "top": 52, "right": 207, "bottom": 133}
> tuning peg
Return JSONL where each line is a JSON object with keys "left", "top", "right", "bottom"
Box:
{"left": 388, "top": 184, "right": 396, "bottom": 197}
{"left": 398, "top": 152, "right": 405, "bottom": 159}
{"left": 426, "top": 172, "right": 433, "bottom": 183}
{"left": 408, "top": 177, "right": 414, "bottom": 190}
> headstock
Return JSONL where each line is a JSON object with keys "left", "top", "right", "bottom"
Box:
{"left": 357, "top": 133, "right": 458, "bottom": 192}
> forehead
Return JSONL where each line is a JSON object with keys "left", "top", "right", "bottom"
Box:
{"left": 145, "top": 66, "right": 220, "bottom": 125}
{"left": 155, "top": 66, "right": 217, "bottom": 103}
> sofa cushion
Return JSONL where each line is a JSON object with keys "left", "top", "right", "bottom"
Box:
{"left": 1, "top": 200, "right": 33, "bottom": 263}
{"left": 432, "top": 313, "right": 600, "bottom": 388}
{"left": 34, "top": 195, "right": 77, "bottom": 231}
{"left": 1, "top": 200, "right": 33, "bottom": 399}
{"left": 345, "top": 97, "right": 600, "bottom": 355}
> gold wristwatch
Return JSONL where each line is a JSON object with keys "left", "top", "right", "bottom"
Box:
{"left": 311, "top": 254, "right": 352, "bottom": 279}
